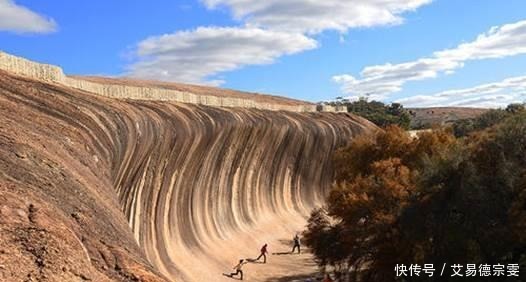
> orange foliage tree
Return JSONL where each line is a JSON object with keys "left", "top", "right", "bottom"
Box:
{"left": 305, "top": 116, "right": 526, "bottom": 281}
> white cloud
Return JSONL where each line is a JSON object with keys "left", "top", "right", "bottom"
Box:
{"left": 396, "top": 75, "right": 526, "bottom": 108}
{"left": 128, "top": 0, "right": 431, "bottom": 85}
{"left": 128, "top": 27, "right": 317, "bottom": 85}
{"left": 333, "top": 20, "right": 526, "bottom": 99}
{"left": 202, "top": 0, "right": 432, "bottom": 34}
{"left": 434, "top": 21, "right": 526, "bottom": 61}
{"left": 0, "top": 0, "right": 56, "bottom": 33}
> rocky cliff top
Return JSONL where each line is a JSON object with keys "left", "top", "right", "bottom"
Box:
{"left": 0, "top": 51, "right": 344, "bottom": 113}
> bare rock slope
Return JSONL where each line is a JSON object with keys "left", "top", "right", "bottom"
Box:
{"left": 0, "top": 69, "right": 375, "bottom": 281}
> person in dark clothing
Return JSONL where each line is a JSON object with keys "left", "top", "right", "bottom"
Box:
{"left": 225, "top": 259, "right": 247, "bottom": 280}
{"left": 256, "top": 243, "right": 268, "bottom": 263}
{"left": 291, "top": 234, "right": 301, "bottom": 254}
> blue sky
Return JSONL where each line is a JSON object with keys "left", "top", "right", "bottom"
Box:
{"left": 1, "top": 0, "right": 526, "bottom": 107}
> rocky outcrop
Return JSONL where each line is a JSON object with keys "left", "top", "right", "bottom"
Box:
{"left": 0, "top": 51, "right": 64, "bottom": 82}
{"left": 0, "top": 66, "right": 375, "bottom": 281}
{"left": 0, "top": 51, "right": 346, "bottom": 113}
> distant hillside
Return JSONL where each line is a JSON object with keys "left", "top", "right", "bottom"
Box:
{"left": 408, "top": 107, "right": 489, "bottom": 129}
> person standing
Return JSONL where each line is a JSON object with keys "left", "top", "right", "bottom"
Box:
{"left": 292, "top": 234, "right": 301, "bottom": 254}
{"left": 256, "top": 243, "right": 268, "bottom": 263}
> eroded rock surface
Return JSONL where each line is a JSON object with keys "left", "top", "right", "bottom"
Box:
{"left": 0, "top": 70, "right": 375, "bottom": 281}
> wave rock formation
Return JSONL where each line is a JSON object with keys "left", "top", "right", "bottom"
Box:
{"left": 0, "top": 60, "right": 375, "bottom": 281}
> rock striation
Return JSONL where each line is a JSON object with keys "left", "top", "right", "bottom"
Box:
{"left": 0, "top": 58, "right": 375, "bottom": 281}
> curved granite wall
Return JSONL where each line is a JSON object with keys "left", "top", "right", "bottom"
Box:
{"left": 0, "top": 60, "right": 372, "bottom": 281}
{"left": 114, "top": 103, "right": 372, "bottom": 281}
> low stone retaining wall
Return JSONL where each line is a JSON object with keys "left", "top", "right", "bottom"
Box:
{"left": 0, "top": 51, "right": 345, "bottom": 113}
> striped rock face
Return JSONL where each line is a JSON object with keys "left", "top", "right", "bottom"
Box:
{"left": 0, "top": 71, "right": 376, "bottom": 281}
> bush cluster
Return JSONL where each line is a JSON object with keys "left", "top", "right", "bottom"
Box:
{"left": 304, "top": 110, "right": 526, "bottom": 281}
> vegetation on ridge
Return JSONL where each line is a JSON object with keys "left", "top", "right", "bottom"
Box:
{"left": 324, "top": 97, "right": 412, "bottom": 129}
{"left": 452, "top": 103, "right": 525, "bottom": 137}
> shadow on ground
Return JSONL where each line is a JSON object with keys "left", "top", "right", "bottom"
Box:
{"left": 264, "top": 272, "right": 320, "bottom": 282}
{"left": 272, "top": 252, "right": 294, "bottom": 255}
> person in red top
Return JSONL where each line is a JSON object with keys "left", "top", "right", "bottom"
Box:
{"left": 256, "top": 243, "right": 268, "bottom": 263}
